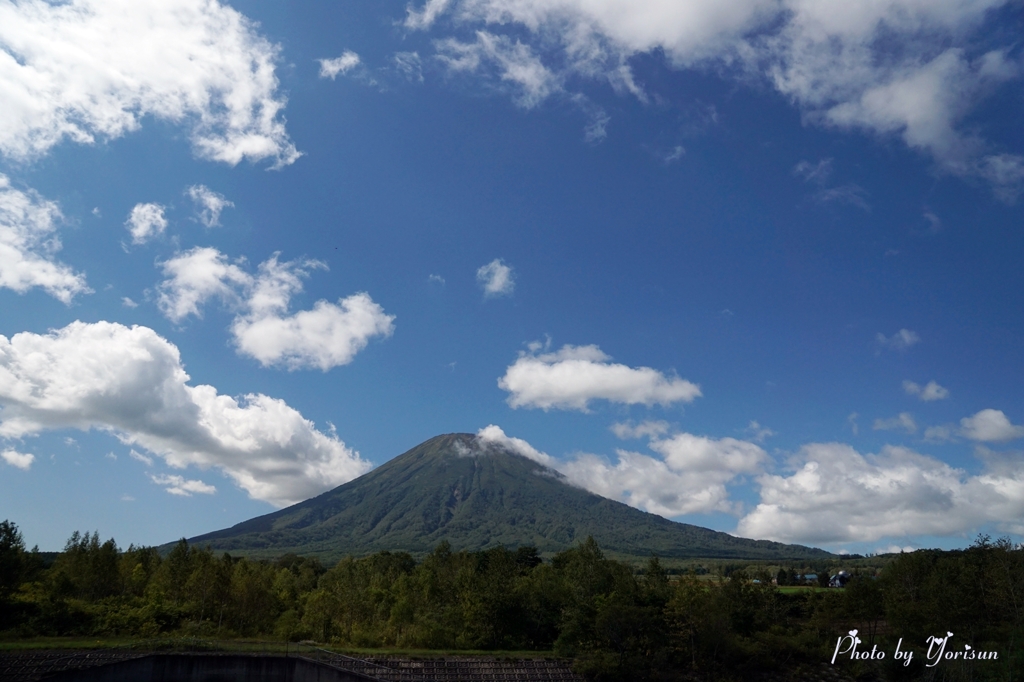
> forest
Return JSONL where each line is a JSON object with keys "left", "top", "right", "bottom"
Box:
{"left": 1, "top": 519, "right": 1021, "bottom": 681}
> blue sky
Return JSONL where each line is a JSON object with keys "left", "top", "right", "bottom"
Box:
{"left": 1, "top": 0, "right": 1022, "bottom": 556}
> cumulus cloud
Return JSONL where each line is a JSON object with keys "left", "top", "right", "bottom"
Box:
{"left": 0, "top": 321, "right": 372, "bottom": 506}
{"left": 186, "top": 185, "right": 234, "bottom": 228}
{"left": 873, "top": 412, "right": 917, "bottom": 434}
{"left": 876, "top": 328, "right": 920, "bottom": 351}
{"left": 903, "top": 380, "right": 950, "bottom": 401}
{"left": 960, "top": 409, "right": 1024, "bottom": 443}
{"left": 0, "top": 0, "right": 299, "bottom": 167}
{"left": 405, "top": 0, "right": 1022, "bottom": 198}
{"left": 156, "top": 247, "right": 251, "bottom": 323}
{"left": 0, "top": 175, "right": 90, "bottom": 303}
{"left": 476, "top": 258, "right": 515, "bottom": 297}
{"left": 476, "top": 424, "right": 765, "bottom": 517}
{"left": 125, "top": 203, "right": 168, "bottom": 244}
{"left": 156, "top": 248, "right": 395, "bottom": 370}
{"left": 1, "top": 449, "right": 34, "bottom": 470}
{"left": 499, "top": 343, "right": 701, "bottom": 411}
{"left": 562, "top": 431, "right": 766, "bottom": 516}
{"left": 319, "top": 51, "right": 362, "bottom": 79}
{"left": 230, "top": 256, "right": 395, "bottom": 371}
{"left": 737, "top": 442, "right": 1024, "bottom": 544}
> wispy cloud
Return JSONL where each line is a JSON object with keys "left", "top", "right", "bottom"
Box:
{"left": 903, "top": 380, "right": 950, "bottom": 401}
{"left": 876, "top": 329, "right": 920, "bottom": 352}
{"left": 319, "top": 51, "right": 362, "bottom": 79}
{"left": 476, "top": 258, "right": 515, "bottom": 297}
{"left": 186, "top": 185, "right": 233, "bottom": 228}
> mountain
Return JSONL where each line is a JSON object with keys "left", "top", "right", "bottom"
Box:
{"left": 187, "top": 433, "right": 831, "bottom": 563}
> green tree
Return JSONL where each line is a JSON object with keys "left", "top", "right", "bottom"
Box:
{"left": 0, "top": 520, "right": 25, "bottom": 601}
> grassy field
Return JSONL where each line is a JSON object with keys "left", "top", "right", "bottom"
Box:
{"left": 777, "top": 586, "right": 830, "bottom": 594}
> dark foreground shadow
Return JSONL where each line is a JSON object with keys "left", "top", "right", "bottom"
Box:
{"left": 42, "top": 655, "right": 376, "bottom": 682}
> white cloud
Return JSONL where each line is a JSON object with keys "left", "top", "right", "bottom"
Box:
{"left": 499, "top": 343, "right": 701, "bottom": 411}
{"left": 745, "top": 420, "right": 775, "bottom": 443}
{"left": 428, "top": 273, "right": 446, "bottom": 285}
{"left": 319, "top": 51, "right": 362, "bottom": 79}
{"left": 405, "top": 0, "right": 1022, "bottom": 198}
{"left": 476, "top": 258, "right": 515, "bottom": 297}
{"left": 873, "top": 412, "right": 917, "bottom": 434}
{"left": 611, "top": 420, "right": 670, "bottom": 440}
{"left": 156, "top": 248, "right": 395, "bottom": 370}
{"left": 815, "top": 183, "right": 870, "bottom": 211}
{"left": 0, "top": 0, "right": 299, "bottom": 167}
{"left": 903, "top": 380, "right": 950, "bottom": 401}
{"left": 405, "top": 0, "right": 453, "bottom": 30}
{"left": 186, "top": 185, "right": 233, "bottom": 228}
{"left": 475, "top": 424, "right": 556, "bottom": 466}
{"left": 960, "top": 409, "right": 1024, "bottom": 443}
{"left": 924, "top": 425, "right": 955, "bottom": 443}
{"left": 129, "top": 449, "right": 153, "bottom": 466}
{"left": 437, "top": 32, "right": 561, "bottom": 108}
{"left": 561, "top": 432, "right": 766, "bottom": 516}
{"left": 794, "top": 158, "right": 833, "bottom": 184}
{"left": 150, "top": 473, "right": 216, "bottom": 497}
{"left": 156, "top": 247, "right": 250, "bottom": 323}
{"left": 230, "top": 256, "right": 395, "bottom": 371}
{"left": 394, "top": 51, "right": 425, "bottom": 82}
{"left": 1, "top": 449, "right": 34, "bottom": 470}
{"left": 876, "top": 328, "right": 920, "bottom": 351}
{"left": 476, "top": 424, "right": 765, "bottom": 517}
{"left": 737, "top": 442, "right": 1024, "bottom": 544}
{"left": 121, "top": 296, "right": 138, "bottom": 308}
{"left": 125, "top": 203, "right": 167, "bottom": 244}
{"left": 0, "top": 175, "right": 90, "bottom": 303}
{"left": 878, "top": 544, "right": 917, "bottom": 555}
{"left": 0, "top": 320, "right": 372, "bottom": 506}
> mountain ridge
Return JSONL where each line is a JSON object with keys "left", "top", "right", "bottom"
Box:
{"left": 188, "top": 433, "right": 832, "bottom": 563}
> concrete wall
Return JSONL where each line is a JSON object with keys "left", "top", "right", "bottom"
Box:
{"left": 42, "top": 654, "right": 375, "bottom": 682}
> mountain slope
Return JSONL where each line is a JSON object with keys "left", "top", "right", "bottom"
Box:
{"left": 188, "top": 433, "right": 830, "bottom": 562}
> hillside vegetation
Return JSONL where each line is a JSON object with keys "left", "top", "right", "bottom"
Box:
{"left": 189, "top": 433, "right": 830, "bottom": 563}
{"left": 1, "top": 521, "right": 1022, "bottom": 681}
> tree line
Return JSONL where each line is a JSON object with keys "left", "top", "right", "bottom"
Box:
{"left": 1, "top": 520, "right": 1021, "bottom": 680}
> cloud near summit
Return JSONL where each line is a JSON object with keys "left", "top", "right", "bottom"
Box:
{"left": 498, "top": 344, "right": 701, "bottom": 411}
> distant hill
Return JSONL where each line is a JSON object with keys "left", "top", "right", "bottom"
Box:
{"left": 187, "top": 433, "right": 831, "bottom": 563}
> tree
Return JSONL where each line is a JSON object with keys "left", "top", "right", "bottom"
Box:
{"left": 0, "top": 520, "right": 25, "bottom": 600}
